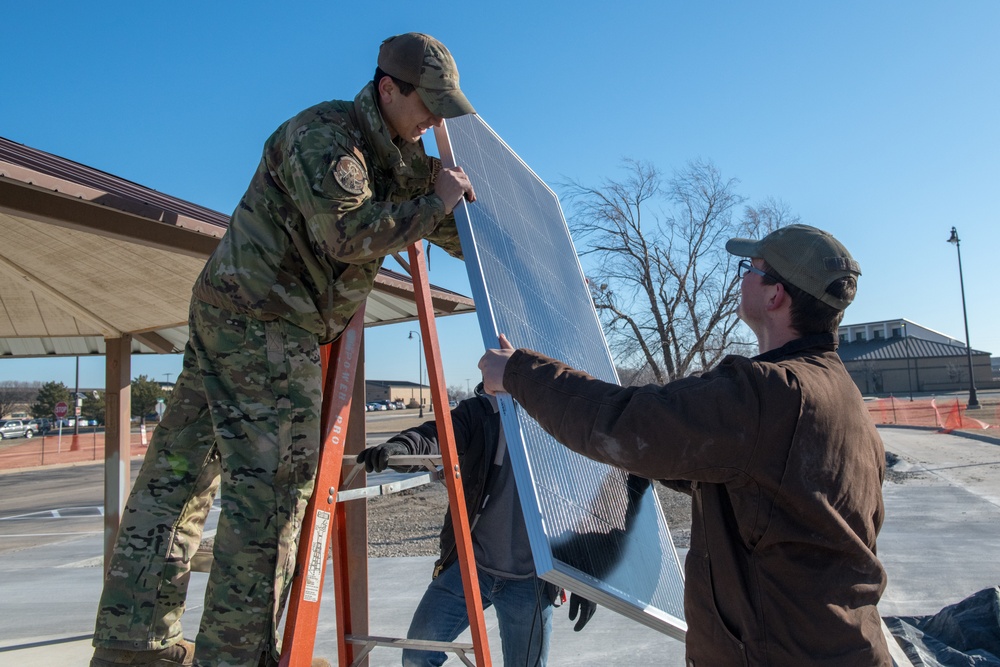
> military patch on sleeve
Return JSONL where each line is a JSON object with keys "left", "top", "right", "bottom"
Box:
{"left": 333, "top": 155, "right": 367, "bottom": 195}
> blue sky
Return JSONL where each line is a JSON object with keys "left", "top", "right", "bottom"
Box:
{"left": 2, "top": 1, "right": 998, "bottom": 390}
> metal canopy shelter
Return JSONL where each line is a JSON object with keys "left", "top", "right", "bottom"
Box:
{"left": 0, "top": 135, "right": 474, "bottom": 560}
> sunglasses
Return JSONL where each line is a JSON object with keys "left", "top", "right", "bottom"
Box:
{"left": 738, "top": 259, "right": 782, "bottom": 283}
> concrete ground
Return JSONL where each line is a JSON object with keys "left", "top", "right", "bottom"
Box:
{"left": 1, "top": 426, "right": 998, "bottom": 666}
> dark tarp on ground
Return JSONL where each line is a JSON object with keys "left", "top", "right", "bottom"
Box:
{"left": 884, "top": 586, "right": 1000, "bottom": 666}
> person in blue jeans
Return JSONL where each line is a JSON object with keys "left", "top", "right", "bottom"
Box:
{"left": 357, "top": 383, "right": 595, "bottom": 666}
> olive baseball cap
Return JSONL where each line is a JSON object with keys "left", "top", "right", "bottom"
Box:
{"left": 726, "top": 224, "right": 861, "bottom": 310}
{"left": 378, "top": 32, "right": 475, "bottom": 119}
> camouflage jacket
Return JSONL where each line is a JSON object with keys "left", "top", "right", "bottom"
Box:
{"left": 193, "top": 82, "right": 463, "bottom": 343}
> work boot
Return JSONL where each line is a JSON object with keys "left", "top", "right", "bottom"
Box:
{"left": 90, "top": 639, "right": 194, "bottom": 666}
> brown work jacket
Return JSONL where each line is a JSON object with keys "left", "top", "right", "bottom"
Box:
{"left": 503, "top": 333, "right": 892, "bottom": 666}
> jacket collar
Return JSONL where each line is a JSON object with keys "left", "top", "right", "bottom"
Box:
{"left": 474, "top": 382, "right": 500, "bottom": 414}
{"left": 353, "top": 82, "right": 398, "bottom": 172}
{"left": 352, "top": 82, "right": 431, "bottom": 182}
{"left": 754, "top": 332, "right": 838, "bottom": 363}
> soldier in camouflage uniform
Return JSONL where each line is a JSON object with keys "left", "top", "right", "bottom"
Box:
{"left": 91, "top": 33, "right": 476, "bottom": 667}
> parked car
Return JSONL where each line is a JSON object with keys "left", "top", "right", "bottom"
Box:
{"left": 393, "top": 400, "right": 406, "bottom": 410}
{"left": 0, "top": 419, "right": 34, "bottom": 439}
{"left": 28, "top": 418, "right": 52, "bottom": 434}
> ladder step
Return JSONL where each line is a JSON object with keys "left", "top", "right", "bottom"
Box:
{"left": 345, "top": 634, "right": 478, "bottom": 666}
{"left": 346, "top": 634, "right": 474, "bottom": 652}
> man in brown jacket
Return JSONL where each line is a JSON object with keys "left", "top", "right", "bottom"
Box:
{"left": 478, "top": 225, "right": 892, "bottom": 666}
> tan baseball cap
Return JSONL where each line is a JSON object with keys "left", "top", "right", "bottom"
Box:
{"left": 378, "top": 33, "right": 475, "bottom": 119}
{"left": 726, "top": 224, "right": 861, "bottom": 310}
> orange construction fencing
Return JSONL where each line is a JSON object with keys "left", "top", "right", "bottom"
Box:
{"left": 0, "top": 429, "right": 151, "bottom": 471}
{"left": 867, "top": 396, "right": 997, "bottom": 432}
{"left": 3, "top": 399, "right": 995, "bottom": 473}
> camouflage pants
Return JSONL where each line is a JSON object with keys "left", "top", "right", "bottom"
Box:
{"left": 94, "top": 299, "right": 323, "bottom": 667}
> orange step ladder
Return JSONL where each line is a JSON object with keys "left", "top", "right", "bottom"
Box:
{"left": 279, "top": 240, "right": 492, "bottom": 667}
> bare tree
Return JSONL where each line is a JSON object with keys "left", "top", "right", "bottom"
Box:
{"left": 0, "top": 381, "right": 41, "bottom": 419}
{"left": 564, "top": 159, "right": 798, "bottom": 383}
{"left": 447, "top": 384, "right": 469, "bottom": 403}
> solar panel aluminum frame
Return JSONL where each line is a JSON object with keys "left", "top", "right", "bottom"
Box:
{"left": 434, "top": 115, "right": 687, "bottom": 640}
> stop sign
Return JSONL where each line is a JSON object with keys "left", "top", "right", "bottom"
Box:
{"left": 54, "top": 401, "right": 69, "bottom": 419}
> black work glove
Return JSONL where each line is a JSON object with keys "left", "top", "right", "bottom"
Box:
{"left": 356, "top": 442, "right": 408, "bottom": 473}
{"left": 568, "top": 593, "right": 597, "bottom": 631}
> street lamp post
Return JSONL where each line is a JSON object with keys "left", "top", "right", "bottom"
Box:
{"left": 902, "top": 321, "right": 913, "bottom": 402}
{"left": 408, "top": 330, "right": 424, "bottom": 417}
{"left": 74, "top": 356, "right": 81, "bottom": 436}
{"left": 946, "top": 227, "right": 980, "bottom": 409}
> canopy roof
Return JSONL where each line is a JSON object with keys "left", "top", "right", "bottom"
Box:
{"left": 0, "top": 136, "right": 473, "bottom": 358}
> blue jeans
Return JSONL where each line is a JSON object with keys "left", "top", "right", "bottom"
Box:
{"left": 402, "top": 562, "right": 553, "bottom": 667}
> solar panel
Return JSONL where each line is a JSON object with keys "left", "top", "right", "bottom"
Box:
{"left": 435, "top": 115, "right": 687, "bottom": 639}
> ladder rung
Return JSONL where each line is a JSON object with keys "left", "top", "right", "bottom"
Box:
{"left": 346, "top": 633, "right": 474, "bottom": 652}
{"left": 345, "top": 634, "right": 476, "bottom": 667}
{"left": 336, "top": 469, "right": 442, "bottom": 502}
{"left": 340, "top": 455, "right": 442, "bottom": 489}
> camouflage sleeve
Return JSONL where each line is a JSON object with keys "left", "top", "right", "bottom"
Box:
{"left": 392, "top": 153, "right": 462, "bottom": 260}
{"left": 285, "top": 127, "right": 454, "bottom": 265}
{"left": 318, "top": 189, "right": 451, "bottom": 264}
